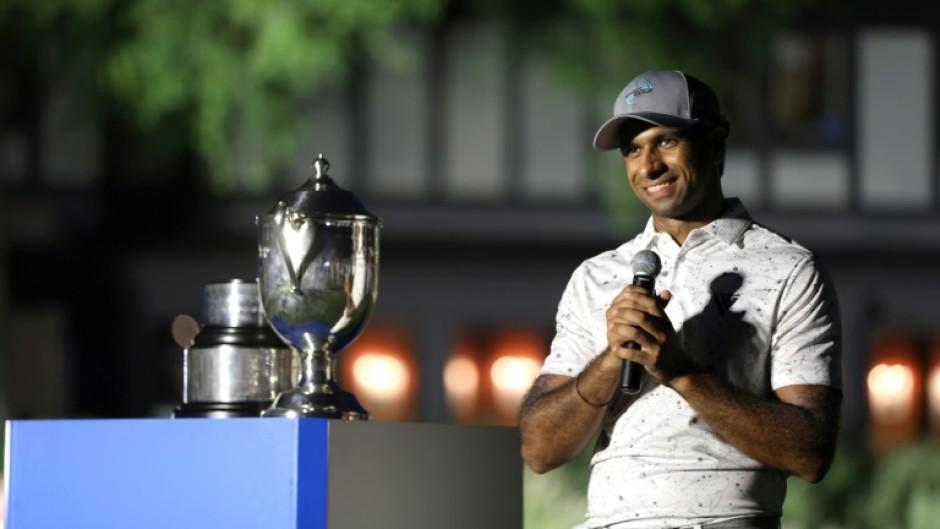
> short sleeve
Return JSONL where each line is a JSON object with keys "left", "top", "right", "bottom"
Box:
{"left": 541, "top": 263, "right": 601, "bottom": 378}
{"left": 770, "top": 254, "right": 843, "bottom": 390}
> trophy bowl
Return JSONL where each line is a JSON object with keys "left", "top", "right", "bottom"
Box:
{"left": 257, "top": 155, "right": 380, "bottom": 419}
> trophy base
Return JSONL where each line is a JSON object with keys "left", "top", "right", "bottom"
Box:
{"left": 262, "top": 387, "right": 369, "bottom": 420}
{"left": 173, "top": 401, "right": 270, "bottom": 419}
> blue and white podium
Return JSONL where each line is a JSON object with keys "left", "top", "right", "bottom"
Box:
{"left": 3, "top": 418, "right": 521, "bottom": 529}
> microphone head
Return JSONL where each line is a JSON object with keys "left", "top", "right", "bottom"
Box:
{"left": 631, "top": 250, "right": 661, "bottom": 278}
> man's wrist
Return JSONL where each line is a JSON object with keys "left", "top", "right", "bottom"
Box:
{"left": 575, "top": 371, "right": 613, "bottom": 407}
{"left": 599, "top": 346, "right": 623, "bottom": 371}
{"left": 573, "top": 348, "right": 620, "bottom": 407}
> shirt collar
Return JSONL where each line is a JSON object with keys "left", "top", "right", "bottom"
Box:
{"left": 635, "top": 198, "right": 752, "bottom": 247}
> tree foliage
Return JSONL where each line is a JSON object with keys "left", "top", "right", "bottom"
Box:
{"left": 2, "top": 0, "right": 443, "bottom": 193}
{"left": 1, "top": 0, "right": 829, "bottom": 195}
{"left": 476, "top": 0, "right": 825, "bottom": 95}
{"left": 784, "top": 441, "right": 940, "bottom": 529}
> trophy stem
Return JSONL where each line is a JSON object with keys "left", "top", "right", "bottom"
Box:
{"left": 297, "top": 348, "right": 332, "bottom": 393}
{"left": 262, "top": 347, "right": 370, "bottom": 420}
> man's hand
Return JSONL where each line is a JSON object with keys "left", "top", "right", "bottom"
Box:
{"left": 604, "top": 285, "right": 701, "bottom": 384}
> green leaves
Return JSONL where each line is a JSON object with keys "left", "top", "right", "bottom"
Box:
{"left": 784, "top": 441, "right": 940, "bottom": 529}
{"left": 101, "top": 0, "right": 444, "bottom": 194}
{"left": 2, "top": 0, "right": 823, "bottom": 197}
{"left": 3, "top": 0, "right": 444, "bottom": 194}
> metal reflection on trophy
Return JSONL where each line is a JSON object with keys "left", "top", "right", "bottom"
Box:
{"left": 172, "top": 279, "right": 297, "bottom": 419}
{"left": 257, "top": 154, "right": 380, "bottom": 419}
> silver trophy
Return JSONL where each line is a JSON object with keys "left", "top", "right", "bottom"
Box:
{"left": 257, "top": 154, "right": 380, "bottom": 419}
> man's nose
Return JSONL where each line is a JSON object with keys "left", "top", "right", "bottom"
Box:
{"left": 637, "top": 149, "right": 666, "bottom": 179}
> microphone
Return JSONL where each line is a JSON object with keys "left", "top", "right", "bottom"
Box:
{"left": 620, "top": 249, "right": 662, "bottom": 394}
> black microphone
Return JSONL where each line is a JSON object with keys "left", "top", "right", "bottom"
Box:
{"left": 620, "top": 249, "right": 662, "bottom": 394}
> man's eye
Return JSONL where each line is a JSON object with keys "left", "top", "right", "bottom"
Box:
{"left": 621, "top": 146, "right": 640, "bottom": 156}
{"left": 660, "top": 137, "right": 679, "bottom": 147}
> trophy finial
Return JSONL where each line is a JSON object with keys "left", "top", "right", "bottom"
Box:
{"left": 312, "top": 154, "right": 330, "bottom": 178}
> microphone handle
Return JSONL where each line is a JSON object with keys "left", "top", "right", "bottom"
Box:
{"left": 620, "top": 274, "right": 655, "bottom": 394}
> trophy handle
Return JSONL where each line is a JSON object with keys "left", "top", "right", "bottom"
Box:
{"left": 272, "top": 203, "right": 302, "bottom": 294}
{"left": 272, "top": 203, "right": 329, "bottom": 295}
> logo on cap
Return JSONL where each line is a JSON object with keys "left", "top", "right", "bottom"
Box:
{"left": 624, "top": 79, "right": 654, "bottom": 105}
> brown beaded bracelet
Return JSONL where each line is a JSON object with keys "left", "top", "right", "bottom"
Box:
{"left": 575, "top": 371, "right": 613, "bottom": 407}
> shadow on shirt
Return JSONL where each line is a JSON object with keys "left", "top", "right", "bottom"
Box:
{"left": 599, "top": 271, "right": 757, "bottom": 449}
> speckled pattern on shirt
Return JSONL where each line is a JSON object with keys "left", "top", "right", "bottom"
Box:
{"left": 541, "top": 199, "right": 842, "bottom": 529}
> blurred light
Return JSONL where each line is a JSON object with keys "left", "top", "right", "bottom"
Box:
{"left": 491, "top": 356, "right": 540, "bottom": 392}
{"left": 444, "top": 326, "right": 547, "bottom": 425}
{"left": 928, "top": 367, "right": 940, "bottom": 418}
{"left": 487, "top": 328, "right": 545, "bottom": 424}
{"left": 928, "top": 340, "right": 940, "bottom": 443}
{"left": 490, "top": 355, "right": 540, "bottom": 419}
{"left": 353, "top": 353, "right": 409, "bottom": 402}
{"left": 444, "top": 354, "right": 480, "bottom": 419}
{"left": 867, "top": 363, "right": 916, "bottom": 423}
{"left": 341, "top": 323, "right": 416, "bottom": 422}
{"left": 866, "top": 332, "right": 923, "bottom": 453}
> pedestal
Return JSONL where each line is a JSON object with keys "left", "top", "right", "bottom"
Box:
{"left": 3, "top": 418, "right": 521, "bottom": 529}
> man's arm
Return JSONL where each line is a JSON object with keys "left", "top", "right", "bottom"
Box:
{"left": 608, "top": 284, "right": 842, "bottom": 483}
{"left": 519, "top": 349, "right": 621, "bottom": 474}
{"left": 670, "top": 375, "right": 841, "bottom": 483}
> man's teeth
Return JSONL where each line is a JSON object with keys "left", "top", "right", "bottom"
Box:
{"left": 647, "top": 182, "right": 671, "bottom": 192}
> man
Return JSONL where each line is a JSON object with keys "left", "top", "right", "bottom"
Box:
{"left": 519, "top": 70, "right": 842, "bottom": 529}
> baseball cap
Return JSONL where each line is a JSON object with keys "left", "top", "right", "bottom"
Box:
{"left": 592, "top": 70, "right": 727, "bottom": 151}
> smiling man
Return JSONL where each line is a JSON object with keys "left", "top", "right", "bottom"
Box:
{"left": 519, "top": 71, "right": 843, "bottom": 529}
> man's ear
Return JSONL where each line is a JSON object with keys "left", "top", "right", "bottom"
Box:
{"left": 706, "top": 127, "right": 727, "bottom": 176}
{"left": 704, "top": 126, "right": 728, "bottom": 178}
{"left": 707, "top": 127, "right": 727, "bottom": 153}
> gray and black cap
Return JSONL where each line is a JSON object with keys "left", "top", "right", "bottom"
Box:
{"left": 593, "top": 70, "right": 728, "bottom": 151}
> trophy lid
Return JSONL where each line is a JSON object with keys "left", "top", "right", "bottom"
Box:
{"left": 269, "top": 154, "right": 378, "bottom": 221}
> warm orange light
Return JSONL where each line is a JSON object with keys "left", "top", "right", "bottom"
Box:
{"left": 928, "top": 367, "right": 940, "bottom": 419}
{"left": 445, "top": 326, "right": 547, "bottom": 425}
{"left": 867, "top": 363, "right": 916, "bottom": 424}
{"left": 866, "top": 332, "right": 923, "bottom": 453}
{"left": 491, "top": 356, "right": 540, "bottom": 391}
{"left": 340, "top": 323, "right": 416, "bottom": 421}
{"left": 928, "top": 339, "right": 940, "bottom": 442}
{"left": 353, "top": 353, "right": 409, "bottom": 402}
{"left": 490, "top": 355, "right": 540, "bottom": 418}
{"left": 486, "top": 328, "right": 546, "bottom": 424}
{"left": 444, "top": 331, "right": 487, "bottom": 423}
{"left": 444, "top": 354, "right": 480, "bottom": 418}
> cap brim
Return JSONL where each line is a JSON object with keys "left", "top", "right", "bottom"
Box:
{"left": 592, "top": 113, "right": 700, "bottom": 151}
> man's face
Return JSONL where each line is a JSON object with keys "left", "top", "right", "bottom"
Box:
{"left": 620, "top": 122, "right": 723, "bottom": 223}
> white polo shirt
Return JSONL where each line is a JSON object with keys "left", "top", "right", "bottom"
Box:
{"left": 541, "top": 199, "right": 842, "bottom": 529}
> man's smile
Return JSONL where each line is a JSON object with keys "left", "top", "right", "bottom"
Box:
{"left": 645, "top": 178, "right": 677, "bottom": 196}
